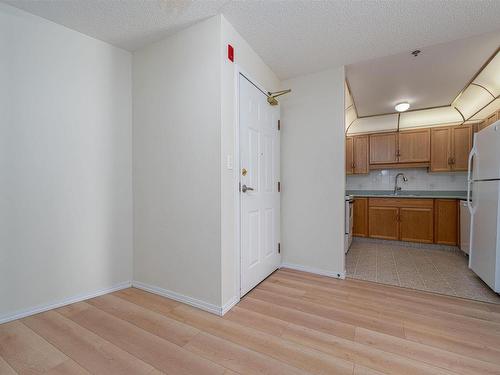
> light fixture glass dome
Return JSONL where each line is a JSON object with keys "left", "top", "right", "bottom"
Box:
{"left": 395, "top": 102, "right": 410, "bottom": 112}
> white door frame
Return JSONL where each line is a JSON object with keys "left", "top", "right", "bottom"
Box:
{"left": 233, "top": 65, "right": 279, "bottom": 301}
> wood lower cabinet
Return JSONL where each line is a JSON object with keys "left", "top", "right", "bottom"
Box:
{"left": 362, "top": 197, "right": 457, "bottom": 244}
{"left": 353, "top": 197, "right": 368, "bottom": 237}
{"left": 434, "top": 199, "right": 459, "bottom": 245}
{"left": 368, "top": 206, "right": 399, "bottom": 240}
{"left": 399, "top": 207, "right": 434, "bottom": 243}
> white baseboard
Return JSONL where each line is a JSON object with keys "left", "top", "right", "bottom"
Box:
{"left": 280, "top": 263, "right": 345, "bottom": 279}
{"left": 221, "top": 295, "right": 239, "bottom": 316}
{"left": 132, "top": 280, "right": 232, "bottom": 316}
{"left": 0, "top": 281, "right": 132, "bottom": 325}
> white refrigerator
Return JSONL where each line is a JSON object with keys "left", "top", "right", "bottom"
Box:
{"left": 467, "top": 120, "right": 500, "bottom": 292}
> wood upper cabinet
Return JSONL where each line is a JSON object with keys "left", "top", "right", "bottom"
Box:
{"left": 346, "top": 135, "right": 369, "bottom": 174}
{"left": 353, "top": 135, "right": 369, "bottom": 174}
{"left": 369, "top": 130, "right": 429, "bottom": 167}
{"left": 368, "top": 206, "right": 399, "bottom": 240}
{"left": 399, "top": 206, "right": 434, "bottom": 243}
{"left": 369, "top": 133, "right": 398, "bottom": 165}
{"left": 479, "top": 110, "right": 499, "bottom": 131}
{"left": 451, "top": 125, "right": 473, "bottom": 171}
{"left": 353, "top": 197, "right": 368, "bottom": 237}
{"left": 430, "top": 127, "right": 451, "bottom": 172}
{"left": 398, "top": 128, "right": 430, "bottom": 163}
{"left": 434, "top": 199, "right": 459, "bottom": 245}
{"left": 430, "top": 125, "right": 472, "bottom": 172}
{"left": 346, "top": 137, "right": 354, "bottom": 175}
{"left": 350, "top": 124, "right": 472, "bottom": 172}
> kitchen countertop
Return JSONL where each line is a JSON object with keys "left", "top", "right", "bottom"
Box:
{"left": 346, "top": 190, "right": 468, "bottom": 200}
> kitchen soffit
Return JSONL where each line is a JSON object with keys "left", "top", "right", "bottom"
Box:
{"left": 345, "top": 44, "right": 500, "bottom": 135}
{"left": 346, "top": 31, "right": 500, "bottom": 118}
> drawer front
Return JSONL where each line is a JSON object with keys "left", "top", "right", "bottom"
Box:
{"left": 368, "top": 197, "right": 434, "bottom": 208}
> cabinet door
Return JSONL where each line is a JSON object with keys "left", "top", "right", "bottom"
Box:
{"left": 478, "top": 121, "right": 487, "bottom": 132}
{"left": 399, "top": 207, "right": 434, "bottom": 243}
{"left": 353, "top": 197, "right": 368, "bottom": 237}
{"left": 398, "top": 128, "right": 430, "bottom": 163}
{"left": 430, "top": 127, "right": 451, "bottom": 172}
{"left": 486, "top": 111, "right": 498, "bottom": 127}
{"left": 346, "top": 137, "right": 354, "bottom": 175}
{"left": 451, "top": 125, "right": 472, "bottom": 171}
{"left": 353, "top": 135, "right": 369, "bottom": 174}
{"left": 368, "top": 206, "right": 399, "bottom": 240}
{"left": 369, "top": 133, "right": 398, "bottom": 164}
{"left": 434, "top": 199, "right": 458, "bottom": 245}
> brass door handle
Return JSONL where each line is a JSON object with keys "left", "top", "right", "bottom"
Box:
{"left": 241, "top": 184, "right": 254, "bottom": 193}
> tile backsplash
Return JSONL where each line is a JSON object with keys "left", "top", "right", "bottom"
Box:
{"left": 346, "top": 168, "right": 467, "bottom": 191}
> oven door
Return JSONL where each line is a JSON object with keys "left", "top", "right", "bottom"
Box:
{"left": 345, "top": 200, "right": 354, "bottom": 253}
{"left": 345, "top": 200, "right": 353, "bottom": 234}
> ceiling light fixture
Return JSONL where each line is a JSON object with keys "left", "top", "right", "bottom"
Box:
{"left": 395, "top": 102, "right": 410, "bottom": 112}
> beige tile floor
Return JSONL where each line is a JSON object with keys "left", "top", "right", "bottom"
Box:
{"left": 346, "top": 238, "right": 500, "bottom": 304}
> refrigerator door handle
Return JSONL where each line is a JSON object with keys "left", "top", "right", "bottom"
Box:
{"left": 467, "top": 145, "right": 477, "bottom": 215}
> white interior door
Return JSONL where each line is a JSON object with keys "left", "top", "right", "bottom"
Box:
{"left": 239, "top": 73, "right": 280, "bottom": 297}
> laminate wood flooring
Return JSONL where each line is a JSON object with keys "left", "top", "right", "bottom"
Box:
{"left": 2, "top": 268, "right": 500, "bottom": 374}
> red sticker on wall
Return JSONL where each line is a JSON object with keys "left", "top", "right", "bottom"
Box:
{"left": 228, "top": 44, "right": 234, "bottom": 62}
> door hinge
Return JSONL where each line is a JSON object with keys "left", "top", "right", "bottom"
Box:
{"left": 278, "top": 120, "right": 281, "bottom": 131}
{"left": 278, "top": 242, "right": 281, "bottom": 254}
{"left": 278, "top": 181, "right": 281, "bottom": 192}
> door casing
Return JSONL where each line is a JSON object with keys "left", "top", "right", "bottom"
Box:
{"left": 233, "top": 65, "right": 281, "bottom": 302}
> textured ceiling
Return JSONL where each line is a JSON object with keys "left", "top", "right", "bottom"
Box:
{"left": 346, "top": 32, "right": 500, "bottom": 117}
{"left": 2, "top": 0, "right": 230, "bottom": 51}
{"left": 3, "top": 0, "right": 500, "bottom": 79}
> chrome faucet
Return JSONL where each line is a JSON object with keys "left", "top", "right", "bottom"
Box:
{"left": 394, "top": 173, "right": 408, "bottom": 195}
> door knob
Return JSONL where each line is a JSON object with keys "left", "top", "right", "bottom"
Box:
{"left": 241, "top": 184, "right": 254, "bottom": 193}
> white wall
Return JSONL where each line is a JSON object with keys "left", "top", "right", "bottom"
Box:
{"left": 0, "top": 5, "right": 346, "bottom": 319}
{"left": 347, "top": 168, "right": 467, "bottom": 191}
{"left": 133, "top": 17, "right": 222, "bottom": 307}
{"left": 280, "top": 67, "right": 346, "bottom": 277}
{"left": 220, "top": 15, "right": 281, "bottom": 306}
{"left": 0, "top": 4, "right": 133, "bottom": 321}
